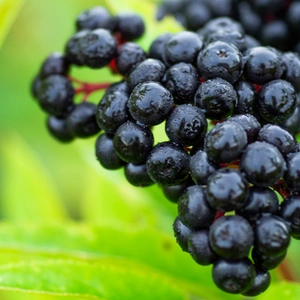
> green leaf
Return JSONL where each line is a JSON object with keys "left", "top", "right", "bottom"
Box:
{"left": 0, "top": 133, "right": 68, "bottom": 221}
{"left": 0, "top": 0, "right": 25, "bottom": 49}
{"left": 257, "top": 282, "right": 300, "bottom": 300}
{"left": 104, "top": 0, "right": 182, "bottom": 49}
{"left": 0, "top": 222, "right": 236, "bottom": 300}
{"left": 0, "top": 258, "right": 191, "bottom": 300}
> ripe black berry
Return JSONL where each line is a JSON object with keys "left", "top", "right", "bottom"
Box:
{"left": 173, "top": 216, "right": 193, "bottom": 252}
{"left": 46, "top": 115, "right": 74, "bottom": 143}
{"left": 177, "top": 185, "right": 216, "bottom": 230}
{"left": 146, "top": 142, "right": 190, "bottom": 186}
{"left": 113, "top": 121, "right": 154, "bottom": 164}
{"left": 40, "top": 52, "right": 70, "bottom": 79}
{"left": 124, "top": 163, "right": 154, "bottom": 187}
{"left": 148, "top": 33, "right": 173, "bottom": 62}
{"left": 284, "top": 152, "right": 300, "bottom": 192}
{"left": 162, "top": 177, "right": 193, "bottom": 203}
{"left": 128, "top": 81, "right": 174, "bottom": 126}
{"left": 252, "top": 248, "right": 287, "bottom": 270}
{"left": 165, "top": 104, "right": 207, "bottom": 146}
{"left": 282, "top": 52, "right": 300, "bottom": 92}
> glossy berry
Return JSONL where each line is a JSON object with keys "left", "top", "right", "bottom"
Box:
{"left": 240, "top": 141, "right": 286, "bottom": 187}
{"left": 258, "top": 79, "right": 296, "bottom": 124}
{"left": 76, "top": 6, "right": 116, "bottom": 31}
{"left": 281, "top": 106, "right": 300, "bottom": 135}
{"left": 127, "top": 59, "right": 166, "bottom": 91}
{"left": 233, "top": 80, "right": 257, "bottom": 115}
{"left": 46, "top": 115, "right": 74, "bottom": 143}
{"left": 162, "top": 177, "right": 193, "bottom": 203}
{"left": 184, "top": 2, "right": 211, "bottom": 31}
{"left": 204, "top": 121, "right": 247, "bottom": 163}
{"left": 37, "top": 75, "right": 74, "bottom": 117}
{"left": 227, "top": 114, "right": 261, "bottom": 144}
{"left": 258, "top": 124, "right": 298, "bottom": 156}
{"left": 209, "top": 215, "right": 254, "bottom": 259}
{"left": 190, "top": 150, "right": 216, "bottom": 185}
{"left": 96, "top": 91, "right": 129, "bottom": 134}
{"left": 148, "top": 33, "right": 173, "bottom": 61}
{"left": 40, "top": 52, "right": 70, "bottom": 79}
{"left": 113, "top": 121, "right": 154, "bottom": 164}
{"left": 95, "top": 133, "right": 124, "bottom": 170}
{"left": 284, "top": 152, "right": 300, "bottom": 192}
{"left": 124, "top": 163, "right": 154, "bottom": 187}
{"left": 280, "top": 195, "right": 300, "bottom": 240}
{"left": 252, "top": 248, "right": 287, "bottom": 270}
{"left": 194, "top": 78, "right": 238, "bottom": 120}
{"left": 177, "top": 185, "right": 216, "bottom": 230}
{"left": 116, "top": 42, "right": 146, "bottom": 76}
{"left": 104, "top": 80, "right": 129, "bottom": 96}
{"left": 165, "top": 104, "right": 207, "bottom": 146}
{"left": 78, "top": 29, "right": 117, "bottom": 68}
{"left": 242, "top": 268, "right": 271, "bottom": 297}
{"left": 163, "top": 62, "right": 199, "bottom": 105}
{"left": 236, "top": 187, "right": 279, "bottom": 224}
{"left": 115, "top": 12, "right": 145, "bottom": 41}
{"left": 206, "top": 169, "right": 248, "bottom": 212}
{"left": 163, "top": 31, "right": 204, "bottom": 66}
{"left": 31, "top": 75, "right": 42, "bottom": 99}
{"left": 212, "top": 258, "right": 255, "bottom": 294}
{"left": 243, "top": 47, "right": 284, "bottom": 84}
{"left": 66, "top": 102, "right": 100, "bottom": 138}
{"left": 254, "top": 215, "right": 290, "bottom": 257}
{"left": 65, "top": 30, "right": 89, "bottom": 66}
{"left": 197, "top": 41, "right": 243, "bottom": 84}
{"left": 128, "top": 81, "right": 174, "bottom": 126}
{"left": 282, "top": 52, "right": 300, "bottom": 92}
{"left": 146, "top": 142, "right": 190, "bottom": 186}
{"left": 173, "top": 216, "right": 193, "bottom": 252}
{"left": 188, "top": 230, "right": 218, "bottom": 265}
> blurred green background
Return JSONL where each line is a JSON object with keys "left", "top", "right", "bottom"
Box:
{"left": 0, "top": 0, "right": 300, "bottom": 299}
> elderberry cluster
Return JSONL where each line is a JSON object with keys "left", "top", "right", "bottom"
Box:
{"left": 31, "top": 5, "right": 300, "bottom": 297}
{"left": 157, "top": 0, "right": 300, "bottom": 52}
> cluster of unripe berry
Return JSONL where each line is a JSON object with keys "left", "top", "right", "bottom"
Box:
{"left": 31, "top": 5, "right": 300, "bottom": 297}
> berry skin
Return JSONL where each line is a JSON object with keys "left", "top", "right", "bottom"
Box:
{"left": 242, "top": 268, "right": 271, "bottom": 297}
{"left": 212, "top": 258, "right": 255, "bottom": 294}
{"left": 165, "top": 104, "right": 207, "bottom": 147}
{"left": 78, "top": 29, "right": 117, "bottom": 69}
{"left": 258, "top": 124, "right": 298, "bottom": 156}
{"left": 162, "top": 177, "right": 193, "bottom": 203}
{"left": 46, "top": 115, "right": 74, "bottom": 143}
{"left": 95, "top": 133, "right": 124, "bottom": 170}
{"left": 127, "top": 59, "right": 166, "bottom": 91}
{"left": 243, "top": 47, "right": 284, "bottom": 84}
{"left": 206, "top": 169, "right": 249, "bottom": 212}
{"left": 116, "top": 42, "right": 146, "bottom": 76}
{"left": 104, "top": 80, "right": 129, "bottom": 96}
{"left": 282, "top": 52, "right": 300, "bottom": 93}
{"left": 284, "top": 152, "right": 300, "bottom": 192}
{"left": 194, "top": 77, "right": 237, "bottom": 120}
{"left": 66, "top": 102, "right": 100, "bottom": 138}
{"left": 177, "top": 185, "right": 216, "bottom": 230}
{"left": 96, "top": 91, "right": 129, "bottom": 134}
{"left": 76, "top": 6, "right": 116, "bottom": 32}
{"left": 190, "top": 150, "right": 216, "bottom": 185}
{"left": 233, "top": 80, "right": 257, "bottom": 115}
{"left": 281, "top": 106, "right": 300, "bottom": 135}
{"left": 209, "top": 215, "right": 254, "bottom": 259}
{"left": 31, "top": 75, "right": 42, "bottom": 99}
{"left": 146, "top": 142, "right": 190, "bottom": 186}
{"left": 240, "top": 141, "right": 286, "bottom": 187}
{"left": 37, "top": 75, "right": 74, "bottom": 117}
{"left": 254, "top": 215, "right": 290, "bottom": 257}
{"left": 204, "top": 121, "right": 247, "bottom": 163}
{"left": 188, "top": 230, "right": 218, "bottom": 265}
{"left": 128, "top": 81, "right": 174, "bottom": 126}
{"left": 40, "top": 52, "right": 70, "bottom": 79}
{"left": 163, "top": 31, "right": 204, "bottom": 66}
{"left": 258, "top": 79, "right": 296, "bottom": 124}
{"left": 280, "top": 195, "right": 300, "bottom": 240}
{"left": 173, "top": 216, "right": 193, "bottom": 252}
{"left": 115, "top": 12, "right": 145, "bottom": 41}
{"left": 163, "top": 62, "right": 199, "bottom": 105}
{"left": 124, "top": 163, "right": 154, "bottom": 187}
{"left": 236, "top": 187, "right": 279, "bottom": 224}
{"left": 197, "top": 41, "right": 243, "bottom": 84}
{"left": 113, "top": 121, "right": 154, "bottom": 164}
{"left": 148, "top": 33, "right": 173, "bottom": 61}
{"left": 65, "top": 30, "right": 90, "bottom": 66}
{"left": 252, "top": 248, "right": 287, "bottom": 270}
{"left": 227, "top": 114, "right": 261, "bottom": 144}
{"left": 184, "top": 2, "right": 211, "bottom": 31}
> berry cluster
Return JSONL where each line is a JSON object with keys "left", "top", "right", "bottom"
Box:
{"left": 31, "top": 6, "right": 300, "bottom": 297}
{"left": 157, "top": 0, "right": 300, "bottom": 52}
